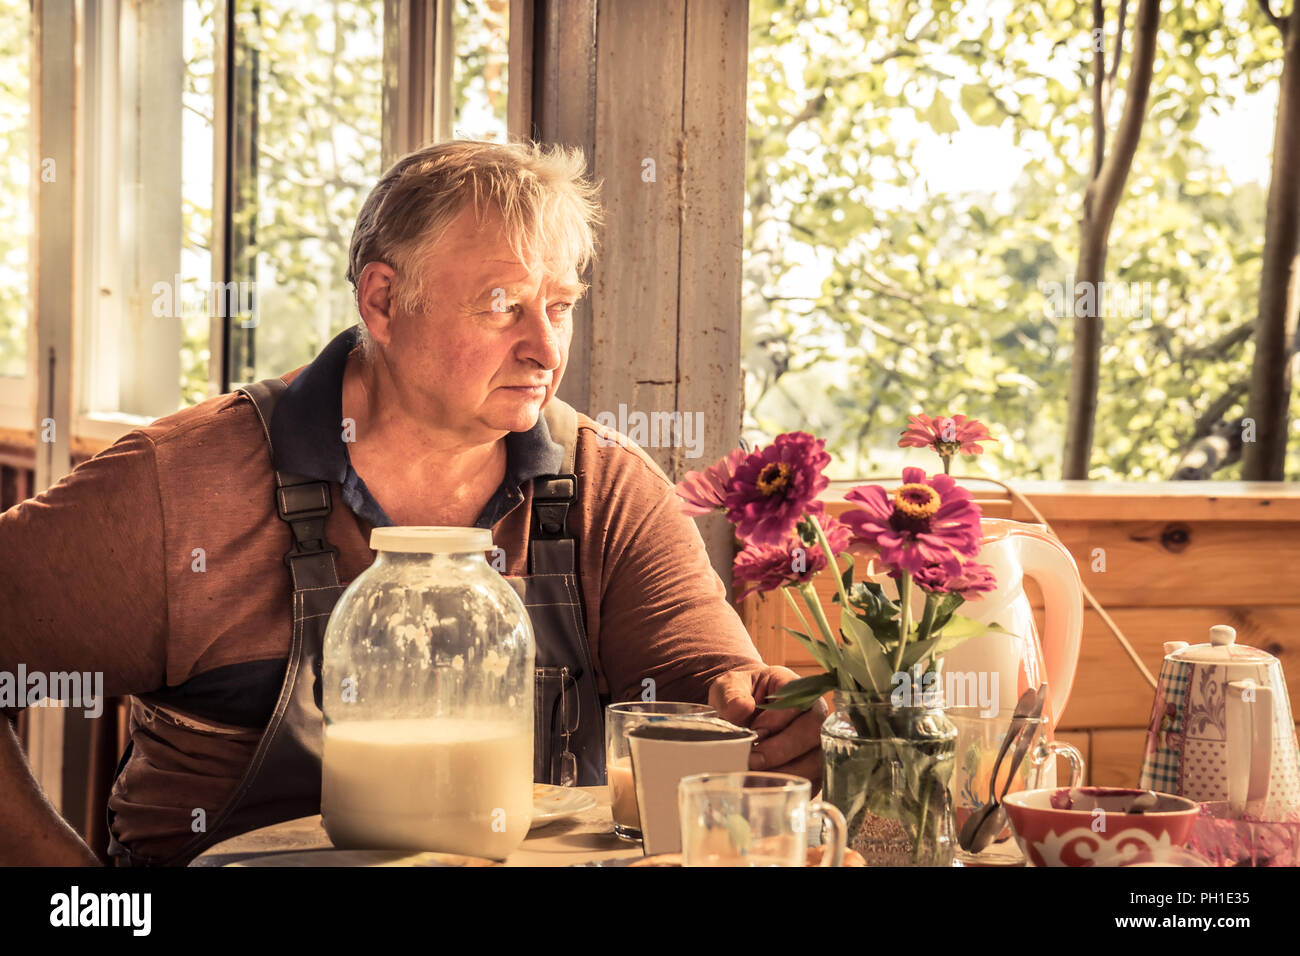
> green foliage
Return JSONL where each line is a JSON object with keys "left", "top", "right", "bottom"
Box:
{"left": 0, "top": 0, "right": 29, "bottom": 379}
{"left": 743, "top": 0, "right": 1300, "bottom": 480}
{"left": 192, "top": 0, "right": 504, "bottom": 394}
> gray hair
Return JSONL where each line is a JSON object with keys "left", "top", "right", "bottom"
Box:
{"left": 347, "top": 139, "right": 603, "bottom": 360}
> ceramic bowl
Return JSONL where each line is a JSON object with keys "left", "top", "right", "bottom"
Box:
{"left": 1002, "top": 787, "right": 1199, "bottom": 866}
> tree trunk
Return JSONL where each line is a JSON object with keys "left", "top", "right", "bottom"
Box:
{"left": 1242, "top": 17, "right": 1300, "bottom": 480}
{"left": 1062, "top": 0, "right": 1162, "bottom": 478}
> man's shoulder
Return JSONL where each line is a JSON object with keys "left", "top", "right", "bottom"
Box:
{"left": 116, "top": 386, "right": 283, "bottom": 483}
{"left": 134, "top": 388, "right": 267, "bottom": 449}
{"left": 573, "top": 410, "right": 675, "bottom": 491}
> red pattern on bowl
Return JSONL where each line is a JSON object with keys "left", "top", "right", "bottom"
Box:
{"left": 1003, "top": 787, "right": 1199, "bottom": 866}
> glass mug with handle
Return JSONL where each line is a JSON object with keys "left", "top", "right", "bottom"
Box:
{"left": 946, "top": 707, "right": 1085, "bottom": 865}
{"left": 678, "top": 772, "right": 848, "bottom": 867}
{"left": 606, "top": 701, "right": 716, "bottom": 841}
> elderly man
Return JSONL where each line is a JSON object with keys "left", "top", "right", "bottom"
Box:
{"left": 0, "top": 140, "right": 824, "bottom": 867}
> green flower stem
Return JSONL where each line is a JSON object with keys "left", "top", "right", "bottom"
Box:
{"left": 893, "top": 572, "right": 913, "bottom": 673}
{"left": 914, "top": 775, "right": 931, "bottom": 864}
{"left": 915, "top": 591, "right": 939, "bottom": 669}
{"left": 804, "top": 511, "right": 857, "bottom": 692}
{"left": 808, "top": 513, "right": 852, "bottom": 612}
{"left": 798, "top": 583, "right": 851, "bottom": 691}
{"left": 781, "top": 585, "right": 816, "bottom": 641}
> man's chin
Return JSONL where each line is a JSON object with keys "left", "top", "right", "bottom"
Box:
{"left": 491, "top": 405, "right": 544, "bottom": 433}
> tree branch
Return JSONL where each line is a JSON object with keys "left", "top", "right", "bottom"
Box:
{"left": 1103, "top": 0, "right": 1130, "bottom": 117}
{"left": 1190, "top": 380, "right": 1250, "bottom": 442}
{"left": 1181, "top": 321, "right": 1255, "bottom": 362}
{"left": 1089, "top": 0, "right": 1162, "bottom": 249}
{"left": 1091, "top": 0, "right": 1107, "bottom": 179}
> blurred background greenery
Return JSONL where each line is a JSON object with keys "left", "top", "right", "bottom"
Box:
{"left": 743, "top": 0, "right": 1299, "bottom": 480}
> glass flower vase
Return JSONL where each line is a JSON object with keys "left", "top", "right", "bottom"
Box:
{"left": 820, "top": 691, "right": 958, "bottom": 866}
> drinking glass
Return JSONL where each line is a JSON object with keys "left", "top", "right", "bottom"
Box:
{"left": 606, "top": 701, "right": 715, "bottom": 841}
{"left": 946, "top": 706, "right": 1085, "bottom": 866}
{"left": 678, "top": 772, "right": 847, "bottom": 867}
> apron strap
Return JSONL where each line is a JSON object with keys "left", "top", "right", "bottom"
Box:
{"left": 241, "top": 379, "right": 342, "bottom": 595}
{"left": 530, "top": 398, "right": 579, "bottom": 576}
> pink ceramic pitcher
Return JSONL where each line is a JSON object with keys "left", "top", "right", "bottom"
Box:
{"left": 938, "top": 519, "right": 1084, "bottom": 731}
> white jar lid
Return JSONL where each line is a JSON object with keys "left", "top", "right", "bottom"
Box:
{"left": 369, "top": 526, "right": 494, "bottom": 554}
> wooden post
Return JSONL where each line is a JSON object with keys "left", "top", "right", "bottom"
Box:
{"left": 29, "top": 0, "right": 79, "bottom": 825}
{"left": 529, "top": 0, "right": 748, "bottom": 593}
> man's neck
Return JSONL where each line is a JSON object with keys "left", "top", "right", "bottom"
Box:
{"left": 340, "top": 347, "right": 506, "bottom": 485}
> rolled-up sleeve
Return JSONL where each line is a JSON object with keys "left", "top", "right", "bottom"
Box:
{"left": 0, "top": 432, "right": 168, "bottom": 718}
{"left": 594, "top": 458, "right": 763, "bottom": 704}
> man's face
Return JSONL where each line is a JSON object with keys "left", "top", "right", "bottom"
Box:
{"left": 383, "top": 205, "right": 585, "bottom": 441}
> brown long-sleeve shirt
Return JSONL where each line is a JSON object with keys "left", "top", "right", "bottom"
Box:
{"left": 0, "top": 334, "right": 762, "bottom": 861}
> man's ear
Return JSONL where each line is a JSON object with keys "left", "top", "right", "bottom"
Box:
{"left": 357, "top": 261, "right": 397, "bottom": 347}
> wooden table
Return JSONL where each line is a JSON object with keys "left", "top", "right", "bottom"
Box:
{"left": 190, "top": 786, "right": 645, "bottom": 867}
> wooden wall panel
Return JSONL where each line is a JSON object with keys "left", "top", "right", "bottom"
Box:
{"left": 1089, "top": 729, "right": 1149, "bottom": 788}
{"left": 590, "top": 0, "right": 685, "bottom": 478}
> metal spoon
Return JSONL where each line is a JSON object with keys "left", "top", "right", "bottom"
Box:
{"left": 1126, "top": 790, "right": 1160, "bottom": 814}
{"left": 961, "top": 686, "right": 1050, "bottom": 858}
{"left": 975, "top": 684, "right": 1049, "bottom": 849}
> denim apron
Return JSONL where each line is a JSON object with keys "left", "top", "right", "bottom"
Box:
{"left": 106, "top": 378, "right": 605, "bottom": 866}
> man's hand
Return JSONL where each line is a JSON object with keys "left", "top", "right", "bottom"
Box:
{"left": 708, "top": 665, "right": 828, "bottom": 790}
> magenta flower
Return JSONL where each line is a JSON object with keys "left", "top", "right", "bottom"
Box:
{"left": 675, "top": 447, "right": 747, "bottom": 516}
{"left": 900, "top": 558, "right": 998, "bottom": 598}
{"left": 732, "top": 516, "right": 853, "bottom": 600}
{"left": 898, "top": 414, "right": 995, "bottom": 468}
{"left": 840, "top": 467, "right": 982, "bottom": 576}
{"left": 724, "top": 432, "right": 831, "bottom": 547}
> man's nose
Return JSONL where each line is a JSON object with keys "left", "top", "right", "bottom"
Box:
{"left": 516, "top": 305, "right": 564, "bottom": 370}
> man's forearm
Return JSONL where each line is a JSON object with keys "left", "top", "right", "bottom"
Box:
{"left": 0, "top": 719, "right": 102, "bottom": 866}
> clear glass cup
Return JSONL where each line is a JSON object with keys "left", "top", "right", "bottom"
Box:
{"left": 605, "top": 701, "right": 715, "bottom": 841}
{"left": 678, "top": 772, "right": 847, "bottom": 867}
{"left": 946, "top": 707, "right": 1085, "bottom": 866}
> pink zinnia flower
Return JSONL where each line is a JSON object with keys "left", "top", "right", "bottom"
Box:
{"left": 676, "top": 447, "right": 747, "bottom": 516}
{"left": 840, "top": 467, "right": 982, "bottom": 576}
{"left": 732, "top": 516, "right": 852, "bottom": 600}
{"left": 898, "top": 414, "right": 995, "bottom": 458}
{"left": 899, "top": 558, "right": 998, "bottom": 597}
{"left": 724, "top": 432, "right": 831, "bottom": 547}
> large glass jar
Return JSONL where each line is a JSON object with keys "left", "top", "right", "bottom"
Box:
{"left": 821, "top": 691, "right": 957, "bottom": 866}
{"left": 321, "top": 527, "right": 534, "bottom": 860}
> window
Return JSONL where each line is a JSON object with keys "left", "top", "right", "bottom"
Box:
{"left": 0, "top": 0, "right": 32, "bottom": 426}
{"left": 743, "top": 0, "right": 1298, "bottom": 481}
{"left": 28, "top": 1, "right": 516, "bottom": 447}
{"left": 224, "top": 0, "right": 385, "bottom": 388}
{"left": 450, "top": 0, "right": 509, "bottom": 141}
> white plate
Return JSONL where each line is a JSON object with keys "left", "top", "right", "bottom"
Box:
{"left": 531, "top": 784, "right": 598, "bottom": 828}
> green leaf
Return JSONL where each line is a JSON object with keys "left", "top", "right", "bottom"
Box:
{"left": 839, "top": 613, "right": 896, "bottom": 693}
{"left": 929, "top": 615, "right": 1019, "bottom": 658}
{"left": 924, "top": 89, "right": 960, "bottom": 135}
{"left": 839, "top": 552, "right": 855, "bottom": 593}
{"left": 959, "top": 83, "right": 1003, "bottom": 126}
{"left": 782, "top": 626, "right": 834, "bottom": 671}
{"left": 759, "top": 671, "right": 837, "bottom": 710}
{"left": 898, "top": 635, "right": 943, "bottom": 672}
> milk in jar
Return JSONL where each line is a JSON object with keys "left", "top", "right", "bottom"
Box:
{"left": 320, "top": 527, "right": 535, "bottom": 861}
{"left": 323, "top": 717, "right": 532, "bottom": 859}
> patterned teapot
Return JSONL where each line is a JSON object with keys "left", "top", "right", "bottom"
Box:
{"left": 1140, "top": 625, "right": 1300, "bottom": 821}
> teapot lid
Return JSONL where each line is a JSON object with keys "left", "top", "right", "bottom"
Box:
{"left": 370, "top": 526, "right": 494, "bottom": 554}
{"left": 1166, "top": 626, "right": 1275, "bottom": 664}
